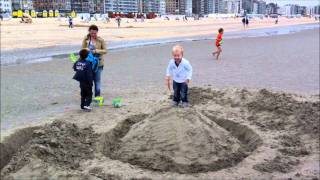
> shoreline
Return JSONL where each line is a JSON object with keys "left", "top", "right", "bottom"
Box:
{"left": 1, "top": 22, "right": 319, "bottom": 65}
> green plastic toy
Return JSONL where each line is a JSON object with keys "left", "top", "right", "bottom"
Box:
{"left": 112, "top": 98, "right": 122, "bottom": 108}
{"left": 93, "top": 96, "right": 104, "bottom": 106}
{"left": 69, "top": 53, "right": 77, "bottom": 63}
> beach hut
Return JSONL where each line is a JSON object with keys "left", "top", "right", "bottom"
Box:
{"left": 71, "top": 10, "right": 76, "bottom": 18}
{"left": 24, "top": 10, "right": 30, "bottom": 15}
{"left": 17, "top": 10, "right": 23, "bottom": 18}
{"left": 31, "top": 10, "right": 36, "bottom": 18}
{"left": 12, "top": 11, "right": 18, "bottom": 18}
{"left": 49, "top": 10, "right": 54, "bottom": 17}
{"left": 54, "top": 10, "right": 59, "bottom": 17}
{"left": 43, "top": 10, "right": 48, "bottom": 18}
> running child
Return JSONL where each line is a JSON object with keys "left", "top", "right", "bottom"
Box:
{"left": 73, "top": 49, "right": 94, "bottom": 111}
{"left": 212, "top": 28, "right": 224, "bottom": 60}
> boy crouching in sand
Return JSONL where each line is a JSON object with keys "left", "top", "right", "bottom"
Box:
{"left": 166, "top": 45, "right": 193, "bottom": 108}
{"left": 73, "top": 49, "right": 93, "bottom": 111}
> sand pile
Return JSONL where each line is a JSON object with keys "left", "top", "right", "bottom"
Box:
{"left": 102, "top": 108, "right": 249, "bottom": 173}
{"left": 1, "top": 87, "right": 319, "bottom": 179}
{"left": 1, "top": 120, "right": 98, "bottom": 178}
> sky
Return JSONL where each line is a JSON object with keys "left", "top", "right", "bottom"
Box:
{"left": 264, "top": 0, "right": 320, "bottom": 6}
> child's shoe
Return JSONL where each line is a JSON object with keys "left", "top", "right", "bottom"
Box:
{"left": 83, "top": 106, "right": 92, "bottom": 112}
{"left": 182, "top": 102, "right": 189, "bottom": 108}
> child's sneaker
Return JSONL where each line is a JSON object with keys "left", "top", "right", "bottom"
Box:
{"left": 172, "top": 101, "right": 179, "bottom": 107}
{"left": 83, "top": 106, "right": 92, "bottom": 112}
{"left": 182, "top": 102, "right": 189, "bottom": 108}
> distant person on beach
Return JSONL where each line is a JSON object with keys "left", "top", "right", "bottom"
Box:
{"left": 73, "top": 49, "right": 93, "bottom": 111}
{"left": 68, "top": 16, "right": 73, "bottom": 28}
{"left": 245, "top": 18, "right": 249, "bottom": 27}
{"left": 242, "top": 17, "right": 246, "bottom": 28}
{"left": 82, "top": 25, "right": 107, "bottom": 98}
{"left": 166, "top": 45, "right": 193, "bottom": 108}
{"left": 212, "top": 28, "right": 224, "bottom": 60}
{"left": 116, "top": 16, "right": 121, "bottom": 28}
{"left": 275, "top": 18, "right": 278, "bottom": 24}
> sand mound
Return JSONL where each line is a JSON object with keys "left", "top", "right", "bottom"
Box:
{"left": 1, "top": 87, "right": 319, "bottom": 179}
{"left": 1, "top": 120, "right": 98, "bottom": 177}
{"left": 101, "top": 108, "right": 260, "bottom": 173}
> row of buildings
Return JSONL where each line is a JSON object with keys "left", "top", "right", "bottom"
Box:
{"left": 1, "top": 0, "right": 319, "bottom": 16}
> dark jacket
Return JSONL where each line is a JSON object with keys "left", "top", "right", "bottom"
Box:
{"left": 73, "top": 59, "right": 93, "bottom": 83}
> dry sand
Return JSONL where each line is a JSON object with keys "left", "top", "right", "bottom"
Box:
{"left": 0, "top": 17, "right": 317, "bottom": 51}
{"left": 0, "top": 87, "right": 319, "bottom": 179}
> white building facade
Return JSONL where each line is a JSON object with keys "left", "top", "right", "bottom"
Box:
{"left": 0, "top": 0, "right": 12, "bottom": 13}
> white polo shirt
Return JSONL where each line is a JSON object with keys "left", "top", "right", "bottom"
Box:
{"left": 166, "top": 58, "right": 193, "bottom": 83}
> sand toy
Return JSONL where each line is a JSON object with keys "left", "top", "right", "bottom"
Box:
{"left": 93, "top": 96, "right": 104, "bottom": 107}
{"left": 69, "top": 53, "right": 77, "bottom": 63}
{"left": 112, "top": 98, "right": 122, "bottom": 108}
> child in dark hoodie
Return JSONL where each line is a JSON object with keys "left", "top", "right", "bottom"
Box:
{"left": 73, "top": 49, "right": 93, "bottom": 111}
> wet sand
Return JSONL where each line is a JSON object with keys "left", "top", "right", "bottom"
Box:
{"left": 1, "top": 28, "right": 319, "bottom": 131}
{"left": 0, "top": 28, "right": 319, "bottom": 179}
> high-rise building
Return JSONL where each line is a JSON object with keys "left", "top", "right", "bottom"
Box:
{"left": 192, "top": 0, "right": 204, "bottom": 14}
{"left": 33, "top": 0, "right": 71, "bottom": 12}
{"left": 165, "top": 0, "right": 191, "bottom": 15}
{"left": 193, "top": 0, "right": 215, "bottom": 15}
{"left": 0, "top": 0, "right": 12, "bottom": 13}
{"left": 12, "top": 0, "right": 33, "bottom": 10}
{"left": 266, "top": 2, "right": 277, "bottom": 14}
{"left": 105, "top": 0, "right": 138, "bottom": 13}
{"left": 315, "top": 5, "right": 320, "bottom": 15}
{"left": 71, "top": 0, "right": 104, "bottom": 13}
{"left": 141, "top": 0, "right": 160, "bottom": 13}
{"left": 223, "top": 0, "right": 241, "bottom": 14}
{"left": 159, "top": 0, "right": 166, "bottom": 14}
{"left": 256, "top": 0, "right": 266, "bottom": 14}
{"left": 242, "top": 0, "right": 252, "bottom": 14}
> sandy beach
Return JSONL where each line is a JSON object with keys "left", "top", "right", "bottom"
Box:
{"left": 0, "top": 22, "right": 319, "bottom": 179}
{"left": 0, "top": 17, "right": 317, "bottom": 51}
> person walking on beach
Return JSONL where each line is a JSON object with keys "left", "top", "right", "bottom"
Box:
{"left": 212, "top": 28, "right": 224, "bottom": 60}
{"left": 245, "top": 18, "right": 249, "bottom": 28}
{"left": 166, "top": 45, "right": 193, "bottom": 108}
{"left": 73, "top": 49, "right": 93, "bottom": 111}
{"left": 116, "top": 16, "right": 121, "bottom": 28}
{"left": 242, "top": 17, "right": 246, "bottom": 28}
{"left": 82, "top": 25, "right": 107, "bottom": 98}
{"left": 68, "top": 16, "right": 73, "bottom": 28}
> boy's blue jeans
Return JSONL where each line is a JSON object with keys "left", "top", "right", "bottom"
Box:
{"left": 94, "top": 66, "right": 103, "bottom": 97}
{"left": 173, "top": 81, "right": 188, "bottom": 103}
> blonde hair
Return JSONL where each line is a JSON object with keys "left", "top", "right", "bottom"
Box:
{"left": 172, "top": 44, "right": 184, "bottom": 55}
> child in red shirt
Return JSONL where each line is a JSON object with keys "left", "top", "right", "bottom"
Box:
{"left": 213, "top": 28, "right": 224, "bottom": 60}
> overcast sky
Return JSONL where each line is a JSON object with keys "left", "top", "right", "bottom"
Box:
{"left": 264, "top": 0, "right": 320, "bottom": 6}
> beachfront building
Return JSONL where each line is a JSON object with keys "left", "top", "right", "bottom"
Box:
{"left": 252, "top": 0, "right": 265, "bottom": 14}
{"left": 159, "top": 0, "right": 166, "bottom": 14}
{"left": 0, "top": 0, "right": 12, "bottom": 13}
{"left": 242, "top": 0, "right": 252, "bottom": 14}
{"left": 139, "top": 0, "right": 160, "bottom": 13}
{"left": 266, "top": 2, "right": 277, "bottom": 14}
{"left": 105, "top": 0, "right": 138, "bottom": 13}
{"left": 210, "top": 0, "right": 242, "bottom": 14}
{"left": 224, "top": 0, "right": 242, "bottom": 14}
{"left": 165, "top": 0, "right": 191, "bottom": 15}
{"left": 33, "top": 0, "right": 71, "bottom": 12}
{"left": 71, "top": 0, "right": 104, "bottom": 13}
{"left": 12, "top": 0, "right": 33, "bottom": 10}
{"left": 279, "top": 4, "right": 306, "bottom": 16}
